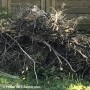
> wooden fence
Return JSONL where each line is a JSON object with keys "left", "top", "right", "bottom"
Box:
{"left": 1, "top": 0, "right": 90, "bottom": 14}
{"left": 0, "top": 0, "right": 90, "bottom": 29}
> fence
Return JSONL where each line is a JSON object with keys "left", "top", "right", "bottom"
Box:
{"left": 0, "top": 0, "right": 90, "bottom": 28}
{"left": 0, "top": 0, "right": 90, "bottom": 15}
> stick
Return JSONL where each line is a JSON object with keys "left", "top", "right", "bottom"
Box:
{"left": 43, "top": 41, "right": 76, "bottom": 72}
{"left": 29, "top": 36, "right": 76, "bottom": 72}
{"left": 43, "top": 41, "right": 62, "bottom": 65}
{"left": 6, "top": 34, "right": 38, "bottom": 84}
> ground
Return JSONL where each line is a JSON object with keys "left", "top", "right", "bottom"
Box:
{"left": 0, "top": 74, "right": 90, "bottom": 90}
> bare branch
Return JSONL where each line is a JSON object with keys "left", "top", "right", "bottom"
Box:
{"left": 43, "top": 41, "right": 76, "bottom": 72}
{"left": 6, "top": 34, "right": 38, "bottom": 84}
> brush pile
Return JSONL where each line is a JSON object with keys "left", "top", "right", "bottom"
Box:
{"left": 0, "top": 5, "right": 90, "bottom": 81}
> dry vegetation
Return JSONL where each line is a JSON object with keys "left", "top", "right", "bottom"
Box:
{"left": 0, "top": 5, "right": 90, "bottom": 84}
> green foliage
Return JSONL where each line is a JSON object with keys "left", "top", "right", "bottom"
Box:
{"left": 0, "top": 7, "right": 12, "bottom": 19}
{"left": 0, "top": 7, "right": 12, "bottom": 30}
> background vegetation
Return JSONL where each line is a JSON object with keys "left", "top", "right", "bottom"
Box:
{"left": 0, "top": 5, "right": 90, "bottom": 90}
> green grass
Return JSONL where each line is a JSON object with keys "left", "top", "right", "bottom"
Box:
{"left": 0, "top": 74, "right": 90, "bottom": 90}
{"left": 41, "top": 74, "right": 90, "bottom": 90}
{"left": 0, "top": 75, "right": 21, "bottom": 85}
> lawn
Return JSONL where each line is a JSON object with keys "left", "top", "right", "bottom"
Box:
{"left": 0, "top": 73, "right": 90, "bottom": 90}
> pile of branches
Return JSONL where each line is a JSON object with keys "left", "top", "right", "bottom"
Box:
{"left": 0, "top": 5, "right": 90, "bottom": 83}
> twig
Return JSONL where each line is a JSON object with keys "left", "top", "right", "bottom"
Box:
{"left": 76, "top": 49, "right": 88, "bottom": 59}
{"left": 28, "top": 36, "right": 76, "bottom": 72}
{"left": 6, "top": 33, "right": 38, "bottom": 84}
{"left": 43, "top": 41, "right": 76, "bottom": 72}
{"left": 43, "top": 41, "right": 62, "bottom": 65}
{"left": 82, "top": 65, "right": 90, "bottom": 78}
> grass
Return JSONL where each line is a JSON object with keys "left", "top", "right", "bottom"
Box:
{"left": 0, "top": 75, "right": 21, "bottom": 85}
{"left": 40, "top": 73, "right": 90, "bottom": 90}
{"left": 0, "top": 73, "right": 90, "bottom": 90}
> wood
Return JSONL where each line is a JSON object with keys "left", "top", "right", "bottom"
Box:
{"left": 52, "top": 0, "right": 55, "bottom": 8}
{"left": 41, "top": 0, "right": 45, "bottom": 10}
{"left": 1, "top": 0, "right": 90, "bottom": 23}
{"left": 0, "top": 0, "right": 1, "bottom": 3}
{"left": 8, "top": 0, "right": 11, "bottom": 13}
{"left": 2, "top": 0, "right": 7, "bottom": 7}
{"left": 45, "top": 0, "right": 56, "bottom": 12}
{"left": 1, "top": 0, "right": 11, "bottom": 13}
{"left": 46, "top": 0, "right": 50, "bottom": 12}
